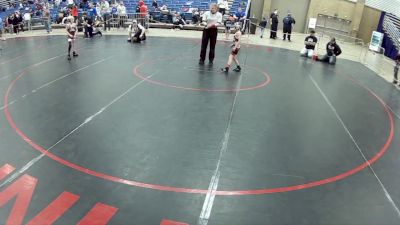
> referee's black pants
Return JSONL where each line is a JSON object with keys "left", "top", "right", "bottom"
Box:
{"left": 200, "top": 28, "right": 218, "bottom": 62}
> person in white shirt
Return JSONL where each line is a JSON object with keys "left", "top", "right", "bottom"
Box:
{"left": 199, "top": 3, "right": 222, "bottom": 65}
{"left": 23, "top": 11, "right": 31, "bottom": 30}
{"left": 217, "top": 0, "right": 228, "bottom": 15}
{"left": 67, "top": 0, "right": 74, "bottom": 8}
{"left": 100, "top": 0, "right": 110, "bottom": 30}
{"left": 117, "top": 2, "right": 126, "bottom": 28}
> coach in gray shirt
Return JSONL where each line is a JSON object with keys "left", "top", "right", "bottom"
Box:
{"left": 199, "top": 3, "right": 222, "bottom": 65}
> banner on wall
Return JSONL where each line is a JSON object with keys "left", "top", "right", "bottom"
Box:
{"left": 369, "top": 31, "right": 384, "bottom": 52}
{"left": 308, "top": 18, "right": 317, "bottom": 29}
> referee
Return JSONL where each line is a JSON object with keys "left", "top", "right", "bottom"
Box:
{"left": 199, "top": 3, "right": 222, "bottom": 65}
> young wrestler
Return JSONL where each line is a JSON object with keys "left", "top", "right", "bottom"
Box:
{"left": 66, "top": 16, "right": 78, "bottom": 60}
{"left": 127, "top": 19, "right": 146, "bottom": 43}
{"left": 221, "top": 23, "right": 241, "bottom": 72}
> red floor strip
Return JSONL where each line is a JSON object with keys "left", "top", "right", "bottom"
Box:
{"left": 77, "top": 202, "right": 119, "bottom": 225}
{"left": 160, "top": 219, "right": 189, "bottom": 225}
{"left": 0, "top": 164, "right": 15, "bottom": 181}
{"left": 0, "top": 174, "right": 37, "bottom": 225}
{"left": 26, "top": 191, "right": 80, "bottom": 225}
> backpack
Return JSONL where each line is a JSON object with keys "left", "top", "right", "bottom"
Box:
{"left": 283, "top": 16, "right": 291, "bottom": 25}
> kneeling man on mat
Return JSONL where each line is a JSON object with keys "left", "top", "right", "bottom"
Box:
{"left": 300, "top": 30, "right": 317, "bottom": 58}
{"left": 318, "top": 37, "right": 342, "bottom": 65}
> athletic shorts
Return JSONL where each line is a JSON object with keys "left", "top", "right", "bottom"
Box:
{"left": 231, "top": 48, "right": 240, "bottom": 55}
{"left": 67, "top": 36, "right": 75, "bottom": 42}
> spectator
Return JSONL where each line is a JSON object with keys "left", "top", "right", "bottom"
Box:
{"left": 300, "top": 30, "right": 318, "bottom": 58}
{"left": 269, "top": 9, "right": 278, "bottom": 39}
{"left": 191, "top": 8, "right": 200, "bottom": 24}
{"left": 0, "top": 16, "right": 5, "bottom": 40}
{"left": 96, "top": 2, "right": 101, "bottom": 17}
{"left": 172, "top": 12, "right": 186, "bottom": 29}
{"left": 81, "top": 0, "right": 89, "bottom": 9}
{"left": 139, "top": 0, "right": 148, "bottom": 27}
{"left": 61, "top": 13, "right": 73, "bottom": 24}
{"left": 111, "top": 3, "right": 118, "bottom": 20}
{"left": 67, "top": 0, "right": 74, "bottom": 8}
{"left": 235, "top": 7, "right": 245, "bottom": 21}
{"left": 259, "top": 17, "right": 267, "bottom": 38}
{"left": 160, "top": 5, "right": 168, "bottom": 13}
{"left": 136, "top": 0, "right": 142, "bottom": 13}
{"left": 43, "top": 8, "right": 52, "bottom": 33}
{"left": 393, "top": 54, "right": 400, "bottom": 86}
{"left": 139, "top": 1, "right": 148, "bottom": 17}
{"left": 152, "top": 0, "right": 158, "bottom": 9}
{"left": 234, "top": 7, "right": 245, "bottom": 31}
{"left": 57, "top": 10, "right": 66, "bottom": 24}
{"left": 71, "top": 5, "right": 78, "bottom": 22}
{"left": 218, "top": 0, "right": 228, "bottom": 15}
{"left": 23, "top": 10, "right": 31, "bottom": 31}
{"left": 224, "top": 14, "right": 234, "bottom": 39}
{"left": 100, "top": 0, "right": 110, "bottom": 30}
{"left": 117, "top": 1, "right": 126, "bottom": 28}
{"left": 282, "top": 12, "right": 295, "bottom": 41}
{"left": 88, "top": 3, "right": 97, "bottom": 20}
{"left": 7, "top": 14, "right": 14, "bottom": 33}
{"left": 12, "top": 12, "right": 23, "bottom": 34}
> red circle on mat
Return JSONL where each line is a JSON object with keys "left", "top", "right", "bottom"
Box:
{"left": 133, "top": 59, "right": 271, "bottom": 92}
{"left": 4, "top": 60, "right": 394, "bottom": 196}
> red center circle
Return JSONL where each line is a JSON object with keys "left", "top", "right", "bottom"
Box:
{"left": 133, "top": 58, "right": 272, "bottom": 92}
{"left": 4, "top": 60, "right": 394, "bottom": 196}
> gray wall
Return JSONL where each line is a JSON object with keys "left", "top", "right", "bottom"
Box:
{"left": 249, "top": 0, "right": 265, "bottom": 22}
{"left": 269, "top": 0, "right": 311, "bottom": 33}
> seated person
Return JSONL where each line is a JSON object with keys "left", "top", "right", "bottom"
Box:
{"left": 127, "top": 19, "right": 146, "bottom": 43}
{"left": 301, "top": 30, "right": 317, "bottom": 58}
{"left": 172, "top": 12, "right": 186, "bottom": 29}
{"left": 57, "top": 11, "right": 65, "bottom": 24}
{"left": 61, "top": 14, "right": 72, "bottom": 24}
{"left": 160, "top": 5, "right": 171, "bottom": 22}
{"left": 160, "top": 5, "right": 168, "bottom": 13}
{"left": 224, "top": 14, "right": 235, "bottom": 39}
{"left": 152, "top": 0, "right": 158, "bottom": 9}
{"left": 235, "top": 8, "right": 245, "bottom": 22}
{"left": 318, "top": 37, "right": 341, "bottom": 65}
{"left": 191, "top": 8, "right": 200, "bottom": 24}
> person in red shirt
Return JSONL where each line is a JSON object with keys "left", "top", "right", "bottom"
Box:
{"left": 138, "top": 1, "right": 148, "bottom": 28}
{"left": 139, "top": 1, "right": 148, "bottom": 18}
{"left": 71, "top": 5, "right": 78, "bottom": 22}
